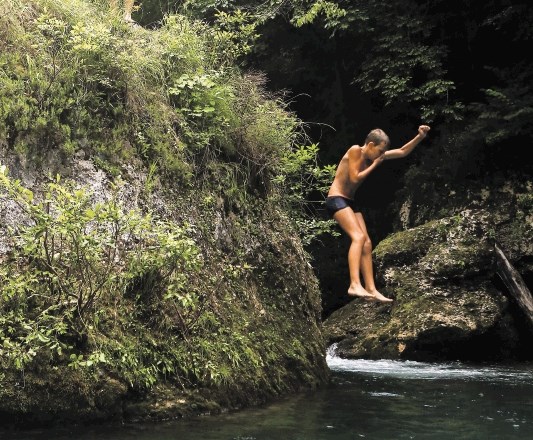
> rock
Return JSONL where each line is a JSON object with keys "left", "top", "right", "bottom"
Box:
{"left": 323, "top": 209, "right": 527, "bottom": 361}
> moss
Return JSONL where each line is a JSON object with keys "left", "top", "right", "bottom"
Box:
{"left": 325, "top": 207, "right": 520, "bottom": 362}
{"left": 0, "top": 186, "right": 329, "bottom": 426}
{"left": 0, "top": 0, "right": 329, "bottom": 427}
{"left": 420, "top": 241, "right": 494, "bottom": 280}
{"left": 373, "top": 219, "right": 447, "bottom": 266}
{"left": 0, "top": 365, "right": 124, "bottom": 427}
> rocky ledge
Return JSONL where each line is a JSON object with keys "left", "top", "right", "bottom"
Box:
{"left": 323, "top": 209, "right": 533, "bottom": 362}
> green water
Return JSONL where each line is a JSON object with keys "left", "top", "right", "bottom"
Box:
{"left": 3, "top": 348, "right": 533, "bottom": 439}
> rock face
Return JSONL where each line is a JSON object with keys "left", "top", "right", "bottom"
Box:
{"left": 323, "top": 209, "right": 533, "bottom": 361}
{"left": 0, "top": 149, "right": 330, "bottom": 426}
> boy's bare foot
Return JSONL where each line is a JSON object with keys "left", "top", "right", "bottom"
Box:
{"left": 367, "top": 289, "right": 393, "bottom": 303}
{"left": 347, "top": 284, "right": 374, "bottom": 299}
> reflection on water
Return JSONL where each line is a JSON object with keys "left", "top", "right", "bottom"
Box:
{"left": 3, "top": 344, "right": 533, "bottom": 440}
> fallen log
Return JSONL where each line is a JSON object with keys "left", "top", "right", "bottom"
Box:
{"left": 495, "top": 243, "right": 533, "bottom": 331}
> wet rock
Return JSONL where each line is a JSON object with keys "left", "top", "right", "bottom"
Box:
{"left": 323, "top": 209, "right": 528, "bottom": 361}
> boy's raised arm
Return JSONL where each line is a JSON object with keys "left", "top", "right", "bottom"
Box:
{"left": 383, "top": 125, "right": 430, "bottom": 160}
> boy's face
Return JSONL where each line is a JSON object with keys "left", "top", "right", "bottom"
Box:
{"left": 369, "top": 141, "right": 388, "bottom": 160}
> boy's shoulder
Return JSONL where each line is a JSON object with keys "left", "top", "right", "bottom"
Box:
{"left": 347, "top": 145, "right": 362, "bottom": 155}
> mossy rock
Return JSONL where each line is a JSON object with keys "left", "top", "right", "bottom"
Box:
{"left": 324, "top": 209, "right": 522, "bottom": 361}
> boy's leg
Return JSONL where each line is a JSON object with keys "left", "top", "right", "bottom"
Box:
{"left": 354, "top": 212, "right": 377, "bottom": 291}
{"left": 333, "top": 208, "right": 373, "bottom": 298}
{"left": 110, "top": 1, "right": 135, "bottom": 22}
{"left": 124, "top": 0, "right": 135, "bottom": 21}
{"left": 354, "top": 212, "right": 393, "bottom": 303}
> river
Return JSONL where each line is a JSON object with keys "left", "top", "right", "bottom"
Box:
{"left": 3, "top": 344, "right": 533, "bottom": 439}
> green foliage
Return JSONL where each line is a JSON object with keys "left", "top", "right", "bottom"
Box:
{"left": 284, "top": 0, "right": 462, "bottom": 122}
{"left": 353, "top": 7, "right": 459, "bottom": 122}
{"left": 273, "top": 143, "right": 338, "bottom": 245}
{"left": 168, "top": 71, "right": 234, "bottom": 153}
{"left": 517, "top": 191, "right": 533, "bottom": 212}
{"left": 0, "top": 163, "right": 323, "bottom": 393}
{"left": 211, "top": 9, "right": 260, "bottom": 64}
{"left": 0, "top": 0, "right": 302, "bottom": 190}
{"left": 234, "top": 95, "right": 296, "bottom": 170}
{"left": 0, "top": 5, "right": 130, "bottom": 159}
{"left": 0, "top": 166, "right": 202, "bottom": 384}
{"left": 0, "top": 1, "right": 314, "bottom": 229}
{"left": 0, "top": 0, "right": 330, "bottom": 398}
{"left": 291, "top": 0, "right": 347, "bottom": 29}
{"left": 468, "top": 65, "right": 533, "bottom": 145}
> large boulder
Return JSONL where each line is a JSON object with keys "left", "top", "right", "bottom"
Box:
{"left": 323, "top": 209, "right": 531, "bottom": 361}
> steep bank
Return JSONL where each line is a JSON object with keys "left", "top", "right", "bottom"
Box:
{"left": 0, "top": 0, "right": 329, "bottom": 427}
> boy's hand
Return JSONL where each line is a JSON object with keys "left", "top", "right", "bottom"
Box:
{"left": 373, "top": 155, "right": 385, "bottom": 166}
{"left": 418, "top": 125, "right": 431, "bottom": 138}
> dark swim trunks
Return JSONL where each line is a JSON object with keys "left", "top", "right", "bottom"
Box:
{"left": 325, "top": 196, "right": 360, "bottom": 218}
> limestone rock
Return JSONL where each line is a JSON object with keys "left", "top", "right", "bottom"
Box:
{"left": 324, "top": 209, "right": 527, "bottom": 361}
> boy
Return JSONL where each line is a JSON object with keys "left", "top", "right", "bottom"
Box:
{"left": 325, "top": 125, "right": 431, "bottom": 303}
{"left": 110, "top": 0, "right": 135, "bottom": 22}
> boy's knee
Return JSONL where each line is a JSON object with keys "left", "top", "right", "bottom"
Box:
{"left": 350, "top": 231, "right": 365, "bottom": 244}
{"left": 363, "top": 239, "right": 373, "bottom": 253}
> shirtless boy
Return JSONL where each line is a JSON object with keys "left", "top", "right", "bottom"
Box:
{"left": 110, "top": 0, "right": 135, "bottom": 22}
{"left": 325, "top": 125, "right": 431, "bottom": 303}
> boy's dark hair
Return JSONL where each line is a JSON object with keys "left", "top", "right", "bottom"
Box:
{"left": 365, "top": 128, "right": 390, "bottom": 148}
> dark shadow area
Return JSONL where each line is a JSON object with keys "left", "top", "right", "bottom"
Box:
{"left": 402, "top": 275, "right": 533, "bottom": 362}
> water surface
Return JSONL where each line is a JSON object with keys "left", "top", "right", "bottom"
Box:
{"left": 4, "top": 345, "right": 533, "bottom": 439}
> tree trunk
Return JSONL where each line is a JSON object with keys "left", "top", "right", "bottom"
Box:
{"left": 495, "top": 243, "right": 533, "bottom": 331}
